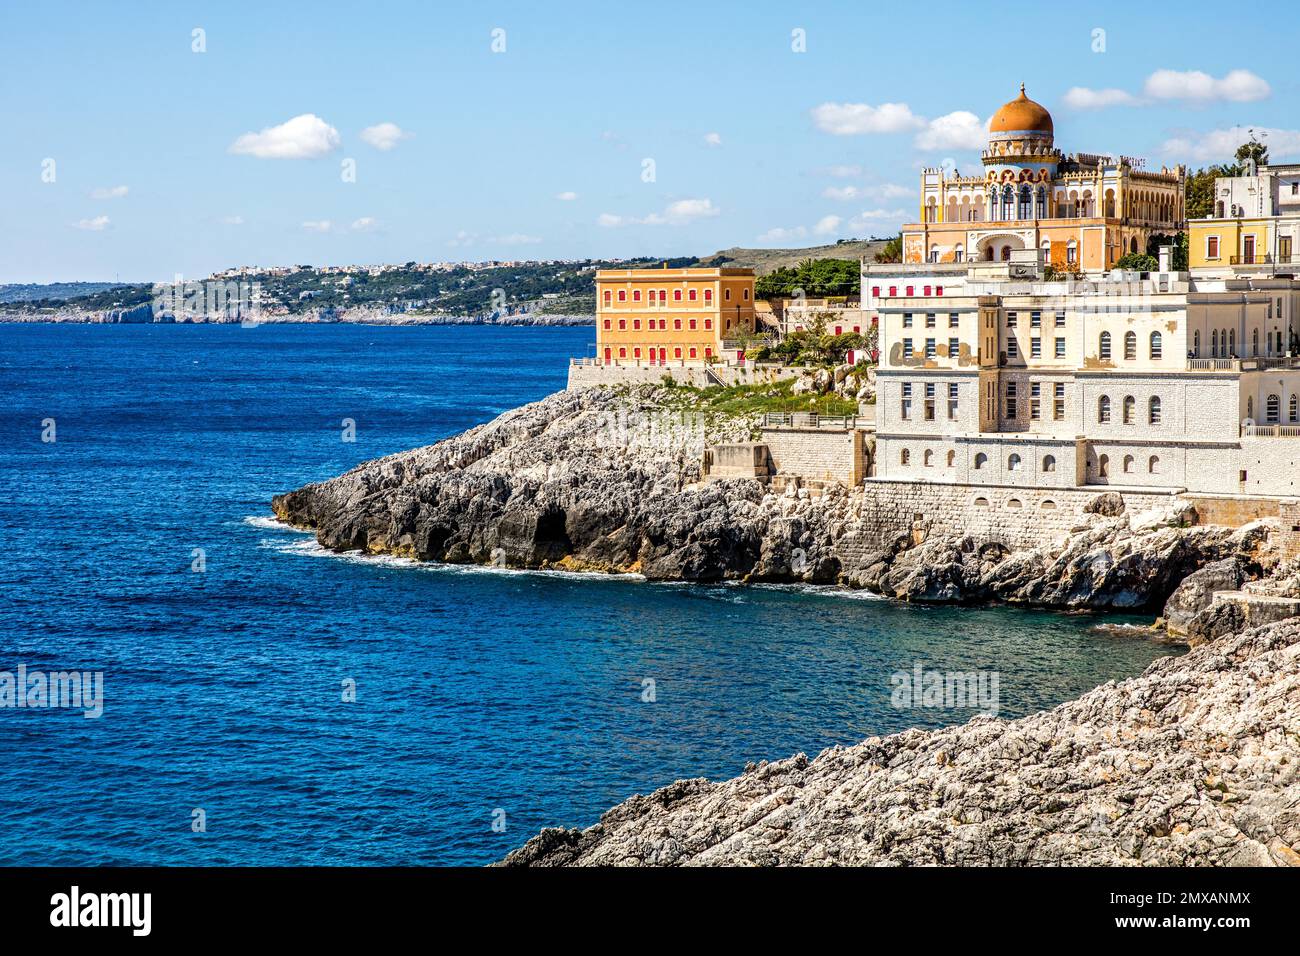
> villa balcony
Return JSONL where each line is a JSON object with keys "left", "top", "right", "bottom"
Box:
{"left": 1241, "top": 422, "right": 1300, "bottom": 438}
{"left": 1228, "top": 254, "right": 1299, "bottom": 273}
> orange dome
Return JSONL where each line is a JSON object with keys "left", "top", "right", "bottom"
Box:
{"left": 989, "top": 84, "right": 1053, "bottom": 136}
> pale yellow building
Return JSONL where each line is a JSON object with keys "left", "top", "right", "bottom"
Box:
{"left": 902, "top": 86, "right": 1185, "bottom": 272}
{"left": 595, "top": 266, "right": 756, "bottom": 365}
{"left": 1189, "top": 162, "right": 1300, "bottom": 272}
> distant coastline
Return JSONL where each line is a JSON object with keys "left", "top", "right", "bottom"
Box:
{"left": 0, "top": 308, "right": 595, "bottom": 327}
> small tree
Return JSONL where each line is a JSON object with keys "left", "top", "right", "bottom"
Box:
{"left": 873, "top": 234, "right": 903, "bottom": 263}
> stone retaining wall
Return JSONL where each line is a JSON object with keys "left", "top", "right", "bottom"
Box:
{"left": 854, "top": 479, "right": 1179, "bottom": 552}
{"left": 567, "top": 363, "right": 798, "bottom": 389}
{"left": 761, "top": 427, "right": 870, "bottom": 485}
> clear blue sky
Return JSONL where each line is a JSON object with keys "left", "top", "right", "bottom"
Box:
{"left": 3, "top": 0, "right": 1297, "bottom": 282}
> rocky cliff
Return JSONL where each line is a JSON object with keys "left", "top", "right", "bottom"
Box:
{"left": 503, "top": 618, "right": 1300, "bottom": 866}
{"left": 272, "top": 386, "right": 1275, "bottom": 611}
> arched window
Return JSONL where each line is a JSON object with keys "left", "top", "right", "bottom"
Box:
{"left": 1006, "top": 498, "right": 1023, "bottom": 509}
{"left": 1002, "top": 185, "right": 1014, "bottom": 220}
{"left": 1008, "top": 453, "right": 1022, "bottom": 471}
{"left": 1066, "top": 239, "right": 1078, "bottom": 264}
{"left": 1124, "top": 331, "right": 1137, "bottom": 360}
{"left": 1098, "top": 394, "right": 1111, "bottom": 423}
{"left": 1098, "top": 454, "right": 1110, "bottom": 477}
{"left": 1043, "top": 454, "right": 1056, "bottom": 472}
{"left": 1150, "top": 331, "right": 1162, "bottom": 360}
{"left": 1123, "top": 395, "right": 1136, "bottom": 424}
{"left": 1253, "top": 329, "right": 1260, "bottom": 356}
{"left": 1211, "top": 329, "right": 1219, "bottom": 357}
{"left": 1229, "top": 329, "right": 1236, "bottom": 356}
{"left": 1291, "top": 393, "right": 1299, "bottom": 422}
{"left": 1193, "top": 329, "right": 1200, "bottom": 355}
{"left": 1123, "top": 454, "right": 1134, "bottom": 473}
{"left": 900, "top": 448, "right": 910, "bottom": 465}
{"left": 1018, "top": 184, "right": 1032, "bottom": 220}
{"left": 1041, "top": 499, "right": 1057, "bottom": 510}
{"left": 1247, "top": 396, "right": 1254, "bottom": 419}
{"left": 1001, "top": 245, "right": 1012, "bottom": 262}
{"left": 1149, "top": 455, "right": 1160, "bottom": 474}
{"left": 1036, "top": 186, "right": 1047, "bottom": 219}
{"left": 1099, "top": 331, "right": 1112, "bottom": 360}
{"left": 1149, "top": 396, "right": 1162, "bottom": 424}
{"left": 1266, "top": 394, "right": 1281, "bottom": 423}
{"left": 974, "top": 452, "right": 987, "bottom": 470}
{"left": 954, "top": 243, "right": 964, "bottom": 263}
{"left": 924, "top": 449, "right": 934, "bottom": 466}
{"left": 1130, "top": 237, "right": 1139, "bottom": 254}
{"left": 946, "top": 449, "right": 956, "bottom": 467}
{"left": 973, "top": 496, "right": 990, "bottom": 507}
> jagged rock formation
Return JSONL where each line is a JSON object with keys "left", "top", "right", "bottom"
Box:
{"left": 502, "top": 619, "right": 1300, "bottom": 866}
{"left": 272, "top": 387, "right": 1277, "bottom": 611}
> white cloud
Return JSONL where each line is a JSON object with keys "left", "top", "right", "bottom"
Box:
{"left": 704, "top": 131, "right": 722, "bottom": 146}
{"left": 1063, "top": 87, "right": 1141, "bottom": 110}
{"left": 351, "top": 217, "right": 379, "bottom": 232}
{"left": 757, "top": 225, "right": 808, "bottom": 243}
{"left": 301, "top": 220, "right": 333, "bottom": 233}
{"left": 813, "top": 215, "right": 842, "bottom": 237}
{"left": 447, "top": 230, "right": 477, "bottom": 247}
{"left": 359, "top": 122, "right": 410, "bottom": 151}
{"left": 555, "top": 191, "right": 578, "bottom": 201}
{"left": 847, "top": 208, "right": 908, "bottom": 231}
{"left": 230, "top": 114, "right": 341, "bottom": 159}
{"left": 822, "top": 183, "right": 910, "bottom": 202}
{"left": 220, "top": 215, "right": 245, "bottom": 225}
{"left": 90, "top": 185, "right": 128, "bottom": 199}
{"left": 74, "top": 216, "right": 110, "bottom": 231}
{"left": 811, "top": 101, "right": 924, "bottom": 136}
{"left": 598, "top": 198, "right": 720, "bottom": 227}
{"left": 914, "top": 111, "right": 986, "bottom": 151}
{"left": 1144, "top": 69, "right": 1270, "bottom": 103}
{"left": 1162, "top": 125, "right": 1300, "bottom": 163}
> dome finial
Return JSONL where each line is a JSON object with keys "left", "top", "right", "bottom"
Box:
{"left": 1019, "top": 82, "right": 1026, "bottom": 96}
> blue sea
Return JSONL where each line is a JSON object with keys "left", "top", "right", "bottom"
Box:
{"left": 0, "top": 323, "right": 1175, "bottom": 865}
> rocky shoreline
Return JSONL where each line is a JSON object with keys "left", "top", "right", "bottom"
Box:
{"left": 502, "top": 618, "right": 1300, "bottom": 866}
{"left": 270, "top": 385, "right": 1300, "bottom": 866}
{"left": 271, "top": 385, "right": 1278, "bottom": 616}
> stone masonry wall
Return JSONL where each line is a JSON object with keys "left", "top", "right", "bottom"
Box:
{"left": 761, "top": 427, "right": 868, "bottom": 485}
{"left": 567, "top": 363, "right": 798, "bottom": 389}
{"left": 851, "top": 480, "right": 1179, "bottom": 553}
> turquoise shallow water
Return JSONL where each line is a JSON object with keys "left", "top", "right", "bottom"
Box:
{"left": 0, "top": 323, "right": 1175, "bottom": 865}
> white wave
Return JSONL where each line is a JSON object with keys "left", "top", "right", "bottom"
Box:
{"left": 241, "top": 514, "right": 313, "bottom": 532}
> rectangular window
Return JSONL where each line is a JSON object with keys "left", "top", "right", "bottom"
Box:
{"left": 902, "top": 339, "right": 913, "bottom": 359}
{"left": 703, "top": 318, "right": 712, "bottom": 330}
{"left": 1030, "top": 310, "right": 1041, "bottom": 328}
{"left": 901, "top": 382, "right": 912, "bottom": 419}
{"left": 1054, "top": 310, "right": 1065, "bottom": 327}
{"left": 925, "top": 338, "right": 936, "bottom": 359}
{"left": 1007, "top": 336, "right": 1018, "bottom": 358}
{"left": 689, "top": 289, "right": 697, "bottom": 301}
{"left": 871, "top": 286, "right": 880, "bottom": 297}
{"left": 633, "top": 319, "right": 641, "bottom": 330}
{"left": 948, "top": 336, "right": 959, "bottom": 357}
{"left": 674, "top": 290, "right": 682, "bottom": 301}
{"left": 603, "top": 319, "right": 611, "bottom": 330}
{"left": 1055, "top": 337, "right": 1066, "bottom": 358}
{"left": 936, "top": 286, "right": 944, "bottom": 296}
{"left": 633, "top": 290, "right": 641, "bottom": 302}
{"left": 1207, "top": 236, "right": 1220, "bottom": 259}
{"left": 949, "top": 313, "right": 959, "bottom": 328}
{"left": 618, "top": 291, "right": 627, "bottom": 302}
{"left": 903, "top": 313, "right": 913, "bottom": 328}
{"left": 1030, "top": 382, "right": 1041, "bottom": 420}
{"left": 689, "top": 318, "right": 697, "bottom": 330}
{"left": 948, "top": 382, "right": 959, "bottom": 419}
{"left": 1031, "top": 338, "right": 1042, "bottom": 359}
{"left": 618, "top": 319, "right": 626, "bottom": 330}
{"left": 1006, "top": 311, "right": 1017, "bottom": 327}
{"left": 925, "top": 313, "right": 936, "bottom": 328}
{"left": 1005, "top": 382, "right": 1018, "bottom": 419}
{"left": 924, "top": 382, "right": 935, "bottom": 419}
{"left": 603, "top": 290, "right": 612, "bottom": 306}
{"left": 906, "top": 286, "right": 914, "bottom": 296}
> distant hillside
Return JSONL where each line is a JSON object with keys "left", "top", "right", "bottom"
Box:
{"left": 698, "top": 239, "right": 890, "bottom": 275}
{"left": 0, "top": 282, "right": 141, "bottom": 305}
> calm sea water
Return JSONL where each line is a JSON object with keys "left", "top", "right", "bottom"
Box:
{"left": 0, "top": 323, "right": 1173, "bottom": 865}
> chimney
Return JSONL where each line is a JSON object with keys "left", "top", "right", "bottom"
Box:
{"left": 1158, "top": 244, "right": 1172, "bottom": 273}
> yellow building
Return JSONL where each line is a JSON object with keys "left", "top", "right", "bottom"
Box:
{"left": 902, "top": 86, "right": 1185, "bottom": 271}
{"left": 595, "top": 266, "right": 756, "bottom": 365}
{"left": 1188, "top": 162, "right": 1300, "bottom": 272}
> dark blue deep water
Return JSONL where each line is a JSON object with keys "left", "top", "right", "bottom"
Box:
{"left": 0, "top": 324, "right": 1175, "bottom": 865}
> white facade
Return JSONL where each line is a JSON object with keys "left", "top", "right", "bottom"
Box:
{"left": 866, "top": 256, "right": 1300, "bottom": 496}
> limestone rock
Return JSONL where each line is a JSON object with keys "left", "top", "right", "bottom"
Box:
{"left": 502, "top": 620, "right": 1300, "bottom": 866}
